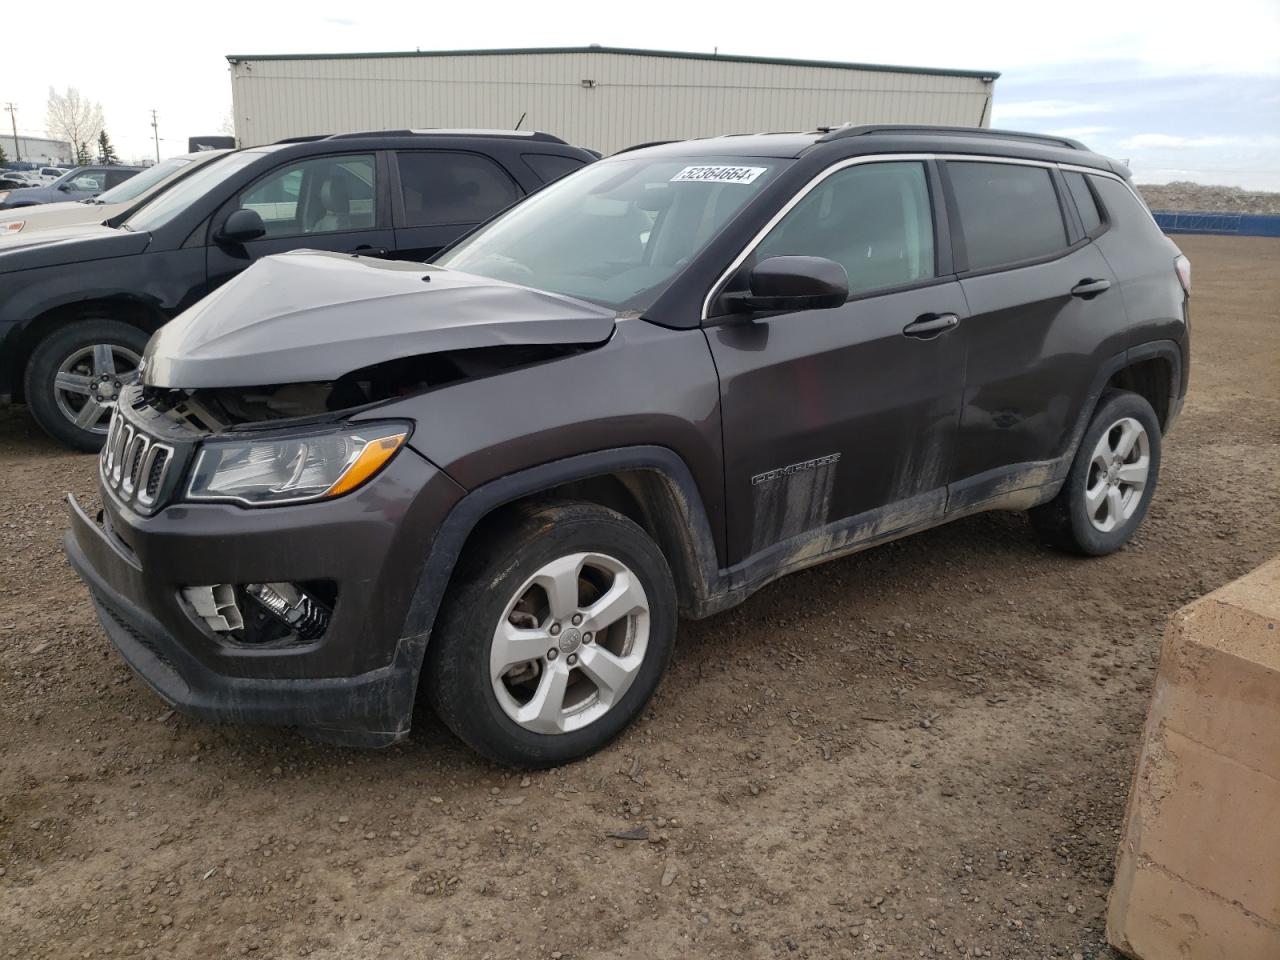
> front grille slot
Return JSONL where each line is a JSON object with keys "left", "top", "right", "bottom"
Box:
{"left": 100, "top": 409, "right": 176, "bottom": 513}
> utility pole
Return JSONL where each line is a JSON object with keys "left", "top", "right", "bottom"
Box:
{"left": 3, "top": 103, "right": 18, "bottom": 161}
{"left": 150, "top": 109, "right": 160, "bottom": 163}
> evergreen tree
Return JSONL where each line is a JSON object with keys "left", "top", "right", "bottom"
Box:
{"left": 0, "top": 142, "right": 8, "bottom": 165}
{"left": 97, "top": 129, "right": 120, "bottom": 164}
{"left": 75, "top": 140, "right": 92, "bottom": 165}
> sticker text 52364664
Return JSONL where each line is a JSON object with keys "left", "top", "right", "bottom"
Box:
{"left": 670, "top": 165, "right": 767, "bottom": 185}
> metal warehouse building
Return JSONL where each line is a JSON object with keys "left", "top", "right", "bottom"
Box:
{"left": 226, "top": 46, "right": 999, "bottom": 154}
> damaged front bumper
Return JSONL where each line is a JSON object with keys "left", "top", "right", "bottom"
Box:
{"left": 64, "top": 447, "right": 464, "bottom": 746}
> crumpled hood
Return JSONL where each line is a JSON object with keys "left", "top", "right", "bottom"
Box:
{"left": 0, "top": 222, "right": 149, "bottom": 272}
{"left": 143, "top": 249, "right": 617, "bottom": 389}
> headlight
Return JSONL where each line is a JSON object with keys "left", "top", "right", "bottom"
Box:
{"left": 0, "top": 219, "right": 24, "bottom": 234}
{"left": 186, "top": 422, "right": 409, "bottom": 506}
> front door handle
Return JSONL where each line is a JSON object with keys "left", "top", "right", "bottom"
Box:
{"left": 349, "top": 245, "right": 389, "bottom": 258}
{"left": 903, "top": 313, "right": 961, "bottom": 339}
{"left": 1070, "top": 278, "right": 1111, "bottom": 299}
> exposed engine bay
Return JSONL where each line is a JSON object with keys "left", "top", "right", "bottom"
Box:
{"left": 136, "top": 342, "right": 590, "bottom": 432}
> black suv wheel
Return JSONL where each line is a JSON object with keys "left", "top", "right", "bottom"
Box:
{"left": 25, "top": 320, "right": 148, "bottom": 452}
{"left": 426, "top": 502, "right": 677, "bottom": 768}
{"left": 1030, "top": 390, "right": 1163, "bottom": 555}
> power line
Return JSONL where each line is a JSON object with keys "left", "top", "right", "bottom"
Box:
{"left": 3, "top": 103, "right": 18, "bottom": 161}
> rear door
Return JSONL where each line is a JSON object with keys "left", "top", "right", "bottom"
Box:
{"left": 205, "top": 151, "right": 395, "bottom": 293}
{"left": 706, "top": 158, "right": 969, "bottom": 566}
{"left": 941, "top": 158, "right": 1127, "bottom": 511}
{"left": 390, "top": 150, "right": 524, "bottom": 261}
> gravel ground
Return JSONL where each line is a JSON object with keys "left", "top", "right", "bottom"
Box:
{"left": 1, "top": 234, "right": 1278, "bottom": 960}
{"left": 1138, "top": 182, "right": 1280, "bottom": 215}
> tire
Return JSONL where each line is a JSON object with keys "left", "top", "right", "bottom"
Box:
{"left": 24, "top": 319, "right": 150, "bottom": 452}
{"left": 1030, "top": 390, "right": 1162, "bottom": 556}
{"left": 425, "top": 501, "right": 677, "bottom": 768}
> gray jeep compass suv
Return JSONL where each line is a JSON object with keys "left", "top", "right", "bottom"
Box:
{"left": 65, "top": 125, "right": 1191, "bottom": 767}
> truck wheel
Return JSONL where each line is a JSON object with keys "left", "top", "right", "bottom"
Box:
{"left": 426, "top": 502, "right": 677, "bottom": 768}
{"left": 24, "top": 320, "right": 149, "bottom": 452}
{"left": 1030, "top": 390, "right": 1162, "bottom": 556}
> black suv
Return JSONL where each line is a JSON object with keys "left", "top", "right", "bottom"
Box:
{"left": 65, "top": 125, "right": 1190, "bottom": 767}
{"left": 0, "top": 131, "right": 595, "bottom": 449}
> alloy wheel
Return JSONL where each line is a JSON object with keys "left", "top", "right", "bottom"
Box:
{"left": 52, "top": 343, "right": 141, "bottom": 435}
{"left": 490, "top": 552, "right": 650, "bottom": 734}
{"left": 1084, "top": 416, "right": 1150, "bottom": 533}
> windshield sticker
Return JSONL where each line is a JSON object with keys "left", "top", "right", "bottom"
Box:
{"left": 670, "top": 165, "right": 767, "bottom": 185}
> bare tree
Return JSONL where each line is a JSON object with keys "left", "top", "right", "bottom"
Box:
{"left": 46, "top": 87, "right": 104, "bottom": 156}
{"left": 218, "top": 111, "right": 235, "bottom": 137}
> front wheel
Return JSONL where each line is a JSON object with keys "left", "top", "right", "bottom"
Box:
{"left": 425, "top": 502, "right": 677, "bottom": 767}
{"left": 1030, "top": 390, "right": 1163, "bottom": 555}
{"left": 24, "top": 319, "right": 149, "bottom": 452}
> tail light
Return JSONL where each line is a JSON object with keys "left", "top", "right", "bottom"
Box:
{"left": 1174, "top": 255, "right": 1191, "bottom": 296}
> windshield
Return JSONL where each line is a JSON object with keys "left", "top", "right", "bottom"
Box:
{"left": 436, "top": 155, "right": 788, "bottom": 311}
{"left": 92, "top": 155, "right": 203, "bottom": 204}
{"left": 124, "top": 149, "right": 273, "bottom": 232}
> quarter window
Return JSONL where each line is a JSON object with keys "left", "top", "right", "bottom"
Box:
{"left": 755, "top": 161, "right": 936, "bottom": 296}
{"left": 237, "top": 154, "right": 376, "bottom": 238}
{"left": 1064, "top": 172, "right": 1102, "bottom": 235}
{"left": 396, "top": 151, "right": 521, "bottom": 227}
{"left": 947, "top": 162, "right": 1067, "bottom": 271}
{"left": 522, "top": 153, "right": 588, "bottom": 184}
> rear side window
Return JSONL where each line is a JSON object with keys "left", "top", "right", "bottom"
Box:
{"left": 1064, "top": 172, "right": 1102, "bottom": 235}
{"left": 523, "top": 153, "right": 588, "bottom": 184}
{"left": 948, "top": 162, "right": 1067, "bottom": 271}
{"left": 756, "top": 161, "right": 936, "bottom": 296}
{"left": 396, "top": 151, "right": 521, "bottom": 226}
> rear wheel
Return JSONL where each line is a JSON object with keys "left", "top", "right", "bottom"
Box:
{"left": 24, "top": 320, "right": 149, "bottom": 452}
{"left": 1030, "top": 390, "right": 1162, "bottom": 555}
{"left": 425, "top": 502, "right": 677, "bottom": 767}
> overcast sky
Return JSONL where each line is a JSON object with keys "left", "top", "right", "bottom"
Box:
{"left": 6, "top": 0, "right": 1278, "bottom": 187}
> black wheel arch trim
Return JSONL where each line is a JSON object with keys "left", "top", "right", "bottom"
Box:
{"left": 400, "top": 445, "right": 725, "bottom": 648}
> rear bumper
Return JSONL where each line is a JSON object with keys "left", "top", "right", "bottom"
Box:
{"left": 63, "top": 449, "right": 464, "bottom": 745}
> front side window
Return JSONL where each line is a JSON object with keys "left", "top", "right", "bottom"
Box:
{"left": 396, "top": 151, "right": 520, "bottom": 227}
{"left": 947, "top": 161, "right": 1068, "bottom": 271}
{"left": 69, "top": 171, "right": 106, "bottom": 191}
{"left": 755, "top": 161, "right": 935, "bottom": 296}
{"left": 104, "top": 170, "right": 137, "bottom": 189}
{"left": 238, "top": 154, "right": 376, "bottom": 238}
{"left": 436, "top": 155, "right": 787, "bottom": 311}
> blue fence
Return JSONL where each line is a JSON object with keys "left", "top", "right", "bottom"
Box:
{"left": 1153, "top": 211, "right": 1280, "bottom": 238}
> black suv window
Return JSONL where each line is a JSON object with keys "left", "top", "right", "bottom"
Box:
{"left": 238, "top": 154, "right": 376, "bottom": 238}
{"left": 948, "top": 162, "right": 1067, "bottom": 271}
{"left": 1063, "top": 172, "right": 1102, "bottom": 235}
{"left": 396, "top": 151, "right": 520, "bottom": 226}
{"left": 522, "top": 153, "right": 588, "bottom": 184}
{"left": 756, "top": 161, "right": 935, "bottom": 295}
{"left": 104, "top": 169, "right": 136, "bottom": 189}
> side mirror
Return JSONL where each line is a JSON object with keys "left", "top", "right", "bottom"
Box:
{"left": 729, "top": 256, "right": 849, "bottom": 314}
{"left": 57, "top": 182, "right": 72, "bottom": 192}
{"left": 216, "top": 208, "right": 267, "bottom": 244}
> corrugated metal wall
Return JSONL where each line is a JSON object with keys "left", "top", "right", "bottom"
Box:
{"left": 229, "top": 51, "right": 994, "bottom": 154}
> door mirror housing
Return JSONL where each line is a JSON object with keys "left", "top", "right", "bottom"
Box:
{"left": 57, "top": 182, "right": 72, "bottom": 192}
{"left": 216, "top": 208, "right": 267, "bottom": 244}
{"left": 728, "top": 256, "right": 849, "bottom": 314}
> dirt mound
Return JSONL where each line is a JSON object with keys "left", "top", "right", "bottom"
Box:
{"left": 1138, "top": 181, "right": 1280, "bottom": 215}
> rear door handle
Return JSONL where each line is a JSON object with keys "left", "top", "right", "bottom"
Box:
{"left": 1070, "top": 278, "right": 1111, "bottom": 299}
{"left": 903, "top": 313, "right": 961, "bottom": 339}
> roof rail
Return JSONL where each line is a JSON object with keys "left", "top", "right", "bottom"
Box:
{"left": 325, "top": 128, "right": 567, "bottom": 143}
{"left": 272, "top": 134, "right": 331, "bottom": 144}
{"left": 815, "top": 124, "right": 1089, "bottom": 151}
{"left": 613, "top": 139, "right": 679, "bottom": 155}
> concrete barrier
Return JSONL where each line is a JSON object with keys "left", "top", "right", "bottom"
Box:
{"left": 1107, "top": 556, "right": 1280, "bottom": 959}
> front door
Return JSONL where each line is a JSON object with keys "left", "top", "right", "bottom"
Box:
{"left": 206, "top": 152, "right": 395, "bottom": 293}
{"left": 705, "top": 159, "right": 968, "bottom": 567}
